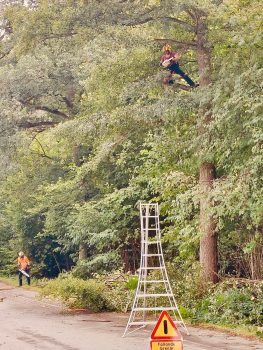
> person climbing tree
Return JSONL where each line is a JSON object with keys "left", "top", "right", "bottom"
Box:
{"left": 160, "top": 44, "right": 198, "bottom": 88}
{"left": 17, "top": 251, "right": 31, "bottom": 286}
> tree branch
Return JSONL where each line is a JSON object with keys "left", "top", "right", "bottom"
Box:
{"left": 173, "top": 83, "right": 193, "bottom": 92}
{"left": 0, "top": 50, "right": 11, "bottom": 60}
{"left": 123, "top": 15, "right": 195, "bottom": 32}
{"left": 154, "top": 38, "right": 197, "bottom": 48}
{"left": 32, "top": 136, "right": 53, "bottom": 160}
{"left": 62, "top": 96, "right": 74, "bottom": 109}
{"left": 20, "top": 100, "right": 70, "bottom": 119}
{"left": 34, "top": 105, "right": 70, "bottom": 119}
{"left": 160, "top": 16, "right": 195, "bottom": 31}
{"left": 17, "top": 120, "right": 58, "bottom": 131}
{"left": 30, "top": 151, "right": 54, "bottom": 160}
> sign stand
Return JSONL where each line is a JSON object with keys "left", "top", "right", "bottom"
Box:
{"left": 123, "top": 203, "right": 189, "bottom": 337}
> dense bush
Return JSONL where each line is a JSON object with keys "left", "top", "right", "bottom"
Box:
{"left": 41, "top": 272, "right": 135, "bottom": 312}
{"left": 167, "top": 265, "right": 263, "bottom": 328}
{"left": 41, "top": 274, "right": 113, "bottom": 311}
{"left": 193, "top": 279, "right": 263, "bottom": 327}
{"left": 102, "top": 274, "right": 135, "bottom": 312}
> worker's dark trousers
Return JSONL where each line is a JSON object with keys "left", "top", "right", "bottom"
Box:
{"left": 18, "top": 270, "right": 31, "bottom": 286}
{"left": 168, "top": 63, "right": 195, "bottom": 87}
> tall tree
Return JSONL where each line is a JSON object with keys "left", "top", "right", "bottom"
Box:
{"left": 0, "top": 0, "right": 261, "bottom": 280}
{"left": 117, "top": 0, "right": 220, "bottom": 282}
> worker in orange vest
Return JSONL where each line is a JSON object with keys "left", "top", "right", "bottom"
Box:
{"left": 17, "top": 251, "right": 31, "bottom": 286}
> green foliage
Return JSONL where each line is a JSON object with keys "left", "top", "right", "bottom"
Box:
{"left": 194, "top": 279, "right": 263, "bottom": 327}
{"left": 0, "top": 0, "right": 262, "bottom": 307}
{"left": 41, "top": 272, "right": 135, "bottom": 312}
{"left": 126, "top": 276, "right": 138, "bottom": 290}
{"left": 101, "top": 273, "right": 135, "bottom": 312}
{"left": 41, "top": 274, "right": 112, "bottom": 311}
{"left": 72, "top": 252, "right": 121, "bottom": 278}
{"left": 41, "top": 270, "right": 263, "bottom": 331}
{"left": 0, "top": 246, "right": 16, "bottom": 275}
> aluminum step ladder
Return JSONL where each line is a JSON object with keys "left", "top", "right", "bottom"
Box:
{"left": 123, "top": 203, "right": 189, "bottom": 336}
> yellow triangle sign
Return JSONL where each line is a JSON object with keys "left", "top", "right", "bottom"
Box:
{"left": 151, "top": 311, "right": 182, "bottom": 340}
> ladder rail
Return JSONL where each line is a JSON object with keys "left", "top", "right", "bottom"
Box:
{"left": 157, "top": 219, "right": 189, "bottom": 334}
{"left": 123, "top": 203, "right": 146, "bottom": 337}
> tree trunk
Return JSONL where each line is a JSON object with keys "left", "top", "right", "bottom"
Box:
{"left": 79, "top": 244, "right": 88, "bottom": 260}
{"left": 196, "top": 13, "right": 219, "bottom": 283}
{"left": 73, "top": 144, "right": 81, "bottom": 167}
{"left": 199, "top": 162, "right": 218, "bottom": 283}
{"left": 249, "top": 229, "right": 263, "bottom": 279}
{"left": 73, "top": 144, "right": 88, "bottom": 261}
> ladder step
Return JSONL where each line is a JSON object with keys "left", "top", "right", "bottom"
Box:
{"left": 140, "top": 280, "right": 168, "bottom": 283}
{"left": 141, "top": 241, "right": 159, "bottom": 244}
{"left": 142, "top": 254, "right": 162, "bottom": 257}
{"left": 142, "top": 228, "right": 158, "bottom": 230}
{"left": 140, "top": 203, "right": 158, "bottom": 205}
{"left": 141, "top": 216, "right": 159, "bottom": 218}
{"left": 140, "top": 267, "right": 164, "bottom": 270}
{"left": 134, "top": 307, "right": 178, "bottom": 311}
{"left": 137, "top": 293, "right": 173, "bottom": 298}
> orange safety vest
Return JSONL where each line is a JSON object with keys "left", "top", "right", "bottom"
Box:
{"left": 17, "top": 256, "right": 30, "bottom": 270}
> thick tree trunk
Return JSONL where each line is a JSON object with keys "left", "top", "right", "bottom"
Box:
{"left": 196, "top": 13, "right": 219, "bottom": 283}
{"left": 249, "top": 229, "right": 263, "bottom": 279}
{"left": 199, "top": 162, "right": 218, "bottom": 283}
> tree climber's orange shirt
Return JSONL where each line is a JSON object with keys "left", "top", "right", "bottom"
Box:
{"left": 17, "top": 256, "right": 30, "bottom": 270}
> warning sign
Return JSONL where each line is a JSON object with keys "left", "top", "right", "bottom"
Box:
{"left": 151, "top": 341, "right": 183, "bottom": 350}
{"left": 150, "top": 311, "right": 183, "bottom": 350}
{"left": 151, "top": 311, "right": 182, "bottom": 340}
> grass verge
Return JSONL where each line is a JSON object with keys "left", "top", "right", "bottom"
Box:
{"left": 0, "top": 275, "right": 45, "bottom": 292}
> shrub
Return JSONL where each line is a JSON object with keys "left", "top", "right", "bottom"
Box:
{"left": 95, "top": 272, "right": 135, "bottom": 312}
{"left": 126, "top": 276, "right": 138, "bottom": 290}
{"left": 41, "top": 274, "right": 112, "bottom": 311}
{"left": 193, "top": 279, "right": 263, "bottom": 327}
{"left": 159, "top": 263, "right": 263, "bottom": 328}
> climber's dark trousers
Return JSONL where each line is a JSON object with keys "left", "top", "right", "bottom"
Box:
{"left": 18, "top": 269, "right": 31, "bottom": 286}
{"left": 168, "top": 63, "right": 195, "bottom": 87}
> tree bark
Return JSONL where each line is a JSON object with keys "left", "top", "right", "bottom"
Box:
{"left": 199, "top": 162, "right": 218, "bottom": 283}
{"left": 73, "top": 144, "right": 82, "bottom": 167}
{"left": 249, "top": 228, "right": 263, "bottom": 280}
{"left": 196, "top": 13, "right": 219, "bottom": 283}
{"left": 79, "top": 244, "right": 88, "bottom": 260}
{"left": 73, "top": 144, "right": 88, "bottom": 261}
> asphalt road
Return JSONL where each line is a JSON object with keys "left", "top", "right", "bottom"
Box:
{"left": 0, "top": 282, "right": 262, "bottom": 350}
